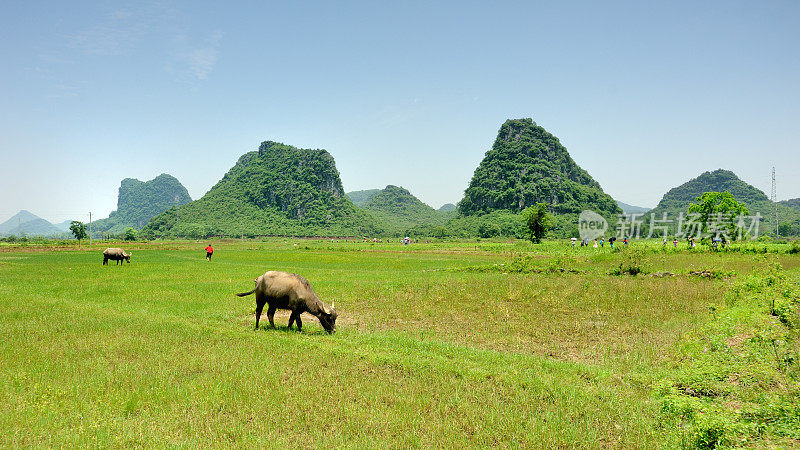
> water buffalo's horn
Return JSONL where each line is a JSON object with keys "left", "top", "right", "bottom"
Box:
{"left": 331, "top": 301, "right": 335, "bottom": 309}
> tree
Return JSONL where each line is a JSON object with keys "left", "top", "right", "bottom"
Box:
{"left": 123, "top": 227, "right": 137, "bottom": 241}
{"left": 778, "top": 223, "right": 795, "bottom": 237}
{"left": 521, "top": 203, "right": 551, "bottom": 243}
{"left": 69, "top": 221, "right": 87, "bottom": 242}
{"left": 688, "top": 191, "right": 749, "bottom": 240}
{"left": 432, "top": 226, "right": 449, "bottom": 239}
{"left": 478, "top": 221, "right": 501, "bottom": 238}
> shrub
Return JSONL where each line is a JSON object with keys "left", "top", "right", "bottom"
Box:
{"left": 772, "top": 299, "right": 797, "bottom": 328}
{"left": 478, "top": 222, "right": 501, "bottom": 238}
{"left": 123, "top": 228, "right": 138, "bottom": 241}
{"left": 692, "top": 415, "right": 727, "bottom": 449}
{"left": 608, "top": 248, "right": 647, "bottom": 276}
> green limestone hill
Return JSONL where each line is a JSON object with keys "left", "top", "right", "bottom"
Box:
{"left": 357, "top": 185, "right": 449, "bottom": 235}
{"left": 438, "top": 203, "right": 457, "bottom": 212}
{"left": 457, "top": 118, "right": 620, "bottom": 237}
{"left": 647, "top": 169, "right": 800, "bottom": 237}
{"left": 653, "top": 169, "right": 769, "bottom": 211}
{"left": 92, "top": 174, "right": 192, "bottom": 235}
{"left": 345, "top": 189, "right": 382, "bottom": 207}
{"left": 458, "top": 118, "right": 620, "bottom": 217}
{"left": 141, "top": 141, "right": 381, "bottom": 238}
{"left": 778, "top": 199, "right": 800, "bottom": 234}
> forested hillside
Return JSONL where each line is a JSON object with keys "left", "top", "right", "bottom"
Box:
{"left": 345, "top": 189, "right": 381, "bottom": 207}
{"left": 141, "top": 142, "right": 381, "bottom": 238}
{"left": 646, "top": 170, "right": 800, "bottom": 236}
{"left": 357, "top": 185, "right": 449, "bottom": 235}
{"left": 92, "top": 174, "right": 191, "bottom": 235}
{"left": 456, "top": 118, "right": 620, "bottom": 237}
{"left": 779, "top": 198, "right": 800, "bottom": 210}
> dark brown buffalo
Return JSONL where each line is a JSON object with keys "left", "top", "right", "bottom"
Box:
{"left": 102, "top": 248, "right": 131, "bottom": 265}
{"left": 235, "top": 271, "right": 337, "bottom": 333}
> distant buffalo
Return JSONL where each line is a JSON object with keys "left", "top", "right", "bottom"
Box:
{"left": 102, "top": 248, "right": 131, "bottom": 265}
{"left": 236, "top": 271, "right": 337, "bottom": 333}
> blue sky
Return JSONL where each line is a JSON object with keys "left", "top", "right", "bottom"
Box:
{"left": 2, "top": 1, "right": 799, "bottom": 224}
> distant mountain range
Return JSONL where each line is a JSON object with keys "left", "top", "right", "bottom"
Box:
{"left": 8, "top": 120, "right": 799, "bottom": 239}
{"left": 617, "top": 201, "right": 650, "bottom": 214}
{"left": 0, "top": 211, "right": 66, "bottom": 237}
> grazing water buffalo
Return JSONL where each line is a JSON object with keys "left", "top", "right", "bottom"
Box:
{"left": 235, "top": 271, "right": 337, "bottom": 333}
{"left": 102, "top": 248, "right": 131, "bottom": 265}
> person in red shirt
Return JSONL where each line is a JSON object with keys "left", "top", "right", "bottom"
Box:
{"left": 205, "top": 244, "right": 214, "bottom": 261}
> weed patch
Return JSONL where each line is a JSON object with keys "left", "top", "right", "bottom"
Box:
{"left": 688, "top": 269, "right": 737, "bottom": 279}
{"left": 608, "top": 248, "right": 649, "bottom": 276}
{"left": 439, "top": 254, "right": 585, "bottom": 274}
{"left": 655, "top": 259, "right": 800, "bottom": 447}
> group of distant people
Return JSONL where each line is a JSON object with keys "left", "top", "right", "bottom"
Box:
{"left": 328, "top": 237, "right": 417, "bottom": 244}
{"left": 570, "top": 235, "right": 728, "bottom": 249}
{"left": 572, "top": 236, "right": 627, "bottom": 248}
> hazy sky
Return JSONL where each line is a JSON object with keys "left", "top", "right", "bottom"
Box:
{"left": 2, "top": 1, "right": 799, "bottom": 224}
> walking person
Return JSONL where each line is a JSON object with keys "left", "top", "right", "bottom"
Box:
{"left": 205, "top": 244, "right": 214, "bottom": 261}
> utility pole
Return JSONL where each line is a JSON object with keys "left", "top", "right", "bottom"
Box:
{"left": 771, "top": 167, "right": 778, "bottom": 238}
{"left": 89, "top": 212, "right": 92, "bottom": 245}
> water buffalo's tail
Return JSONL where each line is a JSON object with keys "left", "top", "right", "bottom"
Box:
{"left": 235, "top": 288, "right": 256, "bottom": 297}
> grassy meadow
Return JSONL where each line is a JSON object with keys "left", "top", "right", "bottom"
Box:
{"left": 0, "top": 238, "right": 798, "bottom": 447}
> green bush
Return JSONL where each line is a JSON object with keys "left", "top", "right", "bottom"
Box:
{"left": 772, "top": 299, "right": 797, "bottom": 328}
{"left": 692, "top": 414, "right": 728, "bottom": 449}
{"left": 478, "top": 222, "right": 501, "bottom": 238}
{"left": 123, "top": 228, "right": 137, "bottom": 241}
{"left": 608, "top": 248, "right": 647, "bottom": 276}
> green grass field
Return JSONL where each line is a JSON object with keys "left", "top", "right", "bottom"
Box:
{"left": 1, "top": 239, "right": 798, "bottom": 447}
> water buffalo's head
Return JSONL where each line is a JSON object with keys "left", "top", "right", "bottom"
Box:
{"left": 319, "top": 301, "right": 337, "bottom": 333}
{"left": 125, "top": 252, "right": 131, "bottom": 263}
